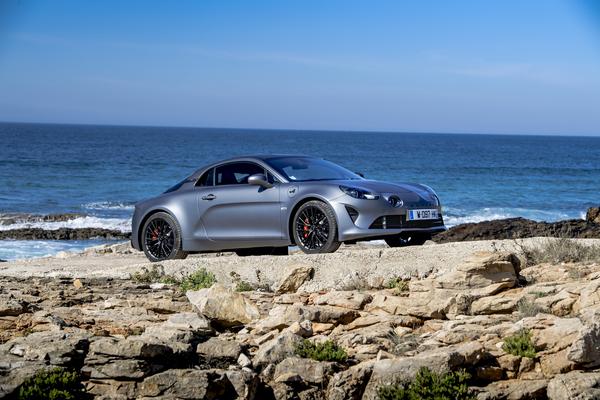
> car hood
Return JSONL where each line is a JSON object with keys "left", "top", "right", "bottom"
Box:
{"left": 332, "top": 179, "right": 439, "bottom": 204}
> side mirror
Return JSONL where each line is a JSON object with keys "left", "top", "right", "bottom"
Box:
{"left": 248, "top": 173, "right": 273, "bottom": 188}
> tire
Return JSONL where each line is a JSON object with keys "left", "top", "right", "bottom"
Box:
{"left": 141, "top": 212, "right": 188, "bottom": 262}
{"left": 292, "top": 200, "right": 341, "bottom": 254}
{"left": 385, "top": 232, "right": 431, "bottom": 248}
{"left": 235, "top": 247, "right": 289, "bottom": 257}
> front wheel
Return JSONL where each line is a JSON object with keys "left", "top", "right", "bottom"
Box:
{"left": 141, "top": 212, "right": 188, "bottom": 262}
{"left": 385, "top": 232, "right": 431, "bottom": 248}
{"left": 292, "top": 200, "right": 341, "bottom": 254}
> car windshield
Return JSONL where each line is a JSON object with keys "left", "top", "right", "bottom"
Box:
{"left": 265, "top": 157, "right": 362, "bottom": 182}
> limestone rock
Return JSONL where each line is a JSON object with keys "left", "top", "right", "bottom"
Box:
{"left": 0, "top": 295, "right": 27, "bottom": 317}
{"left": 273, "top": 357, "right": 337, "bottom": 386}
{"left": 138, "top": 368, "right": 257, "bottom": 399}
{"left": 187, "top": 284, "right": 260, "bottom": 328}
{"left": 586, "top": 207, "right": 600, "bottom": 224}
{"left": 470, "top": 290, "right": 523, "bottom": 315}
{"left": 362, "top": 342, "right": 485, "bottom": 399}
{"left": 253, "top": 331, "right": 303, "bottom": 367}
{"left": 197, "top": 337, "right": 242, "bottom": 368}
{"left": 326, "top": 362, "right": 373, "bottom": 400}
{"left": 275, "top": 265, "right": 314, "bottom": 294}
{"left": 477, "top": 379, "right": 547, "bottom": 400}
{"left": 568, "top": 323, "right": 600, "bottom": 367}
{"left": 310, "top": 291, "right": 373, "bottom": 310}
{"left": 547, "top": 370, "right": 600, "bottom": 400}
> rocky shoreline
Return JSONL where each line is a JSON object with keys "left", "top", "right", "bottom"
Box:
{"left": 1, "top": 208, "right": 599, "bottom": 242}
{"left": 2, "top": 242, "right": 600, "bottom": 399}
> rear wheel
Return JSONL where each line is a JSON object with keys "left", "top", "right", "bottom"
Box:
{"left": 293, "top": 200, "right": 341, "bottom": 254}
{"left": 141, "top": 212, "right": 188, "bottom": 262}
{"left": 385, "top": 232, "right": 431, "bottom": 248}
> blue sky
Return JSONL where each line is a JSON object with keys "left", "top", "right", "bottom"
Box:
{"left": 1, "top": 0, "right": 599, "bottom": 135}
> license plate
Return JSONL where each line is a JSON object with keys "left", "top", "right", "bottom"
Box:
{"left": 407, "top": 209, "right": 439, "bottom": 221}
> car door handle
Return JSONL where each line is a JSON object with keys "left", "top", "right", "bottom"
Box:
{"left": 202, "top": 194, "right": 216, "bottom": 201}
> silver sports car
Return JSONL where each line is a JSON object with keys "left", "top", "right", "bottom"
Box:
{"left": 131, "top": 155, "right": 446, "bottom": 261}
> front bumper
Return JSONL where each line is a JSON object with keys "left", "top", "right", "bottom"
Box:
{"left": 331, "top": 196, "right": 446, "bottom": 241}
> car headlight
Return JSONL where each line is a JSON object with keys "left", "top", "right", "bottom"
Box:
{"left": 339, "top": 185, "right": 379, "bottom": 200}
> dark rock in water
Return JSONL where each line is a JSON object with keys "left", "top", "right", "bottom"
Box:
{"left": 0, "top": 212, "right": 87, "bottom": 226}
{"left": 0, "top": 259, "right": 6, "bottom": 263}
{"left": 587, "top": 207, "right": 600, "bottom": 224}
{"left": 434, "top": 217, "right": 600, "bottom": 243}
{"left": 0, "top": 228, "right": 131, "bottom": 240}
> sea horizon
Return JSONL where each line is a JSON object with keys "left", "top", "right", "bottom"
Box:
{"left": 2, "top": 120, "right": 599, "bottom": 139}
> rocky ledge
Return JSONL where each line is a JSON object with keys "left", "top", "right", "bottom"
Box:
{"left": 0, "top": 227, "right": 130, "bottom": 241}
{"left": 434, "top": 206, "right": 600, "bottom": 243}
{"left": 2, "top": 248, "right": 600, "bottom": 399}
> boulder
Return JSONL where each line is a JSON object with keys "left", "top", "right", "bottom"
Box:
{"left": 0, "top": 295, "right": 27, "bottom": 317}
{"left": 547, "top": 370, "right": 600, "bottom": 400}
{"left": 310, "top": 291, "right": 373, "bottom": 310}
{"left": 88, "top": 337, "right": 172, "bottom": 360}
{"left": 138, "top": 368, "right": 257, "bottom": 399}
{"left": 275, "top": 265, "right": 314, "bottom": 294}
{"left": 273, "top": 357, "right": 338, "bottom": 386}
{"left": 470, "top": 290, "right": 524, "bottom": 315}
{"left": 1, "top": 331, "right": 89, "bottom": 366}
{"left": 477, "top": 379, "right": 547, "bottom": 400}
{"left": 196, "top": 337, "right": 242, "bottom": 368}
{"left": 253, "top": 331, "right": 303, "bottom": 367}
{"left": 142, "top": 312, "right": 212, "bottom": 353}
{"left": 187, "top": 284, "right": 260, "bottom": 328}
{"left": 362, "top": 342, "right": 485, "bottom": 399}
{"left": 253, "top": 304, "right": 359, "bottom": 333}
{"left": 567, "top": 322, "right": 600, "bottom": 367}
{"left": 586, "top": 207, "right": 600, "bottom": 224}
{"left": 366, "top": 252, "right": 521, "bottom": 319}
{"left": 326, "top": 362, "right": 373, "bottom": 400}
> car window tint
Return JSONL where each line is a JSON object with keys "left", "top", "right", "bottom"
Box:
{"left": 196, "top": 168, "right": 214, "bottom": 186}
{"left": 215, "top": 162, "right": 264, "bottom": 186}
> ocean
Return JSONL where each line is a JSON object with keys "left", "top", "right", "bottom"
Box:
{"left": 1, "top": 122, "right": 599, "bottom": 260}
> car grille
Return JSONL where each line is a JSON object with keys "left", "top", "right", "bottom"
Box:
{"left": 369, "top": 214, "right": 444, "bottom": 229}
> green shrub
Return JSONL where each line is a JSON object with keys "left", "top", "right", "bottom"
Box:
{"left": 18, "top": 368, "right": 85, "bottom": 400}
{"left": 377, "top": 367, "right": 475, "bottom": 400}
{"left": 519, "top": 237, "right": 600, "bottom": 265}
{"left": 235, "top": 280, "right": 254, "bottom": 292}
{"left": 132, "top": 265, "right": 216, "bottom": 291}
{"left": 131, "top": 264, "right": 166, "bottom": 284}
{"left": 295, "top": 339, "right": 348, "bottom": 362}
{"left": 517, "top": 297, "right": 543, "bottom": 318}
{"left": 502, "top": 329, "right": 536, "bottom": 358}
{"left": 387, "top": 277, "right": 409, "bottom": 295}
{"left": 179, "top": 268, "right": 216, "bottom": 291}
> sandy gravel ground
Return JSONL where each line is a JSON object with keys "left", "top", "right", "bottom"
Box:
{"left": 4, "top": 238, "right": 597, "bottom": 291}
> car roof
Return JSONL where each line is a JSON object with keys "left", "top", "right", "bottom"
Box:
{"left": 189, "top": 155, "right": 318, "bottom": 180}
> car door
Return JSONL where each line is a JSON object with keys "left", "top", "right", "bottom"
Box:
{"left": 197, "top": 162, "right": 282, "bottom": 243}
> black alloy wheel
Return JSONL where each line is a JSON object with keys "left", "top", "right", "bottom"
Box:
{"left": 293, "top": 200, "right": 341, "bottom": 254}
{"left": 141, "top": 212, "right": 188, "bottom": 262}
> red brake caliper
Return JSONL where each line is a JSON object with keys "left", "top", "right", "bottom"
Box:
{"left": 303, "top": 218, "right": 310, "bottom": 238}
{"left": 151, "top": 228, "right": 160, "bottom": 241}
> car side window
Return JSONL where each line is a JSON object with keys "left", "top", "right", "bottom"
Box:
{"left": 215, "top": 162, "right": 265, "bottom": 186}
{"left": 196, "top": 168, "right": 214, "bottom": 187}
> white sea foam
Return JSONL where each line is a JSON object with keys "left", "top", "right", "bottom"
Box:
{"left": 443, "top": 207, "right": 580, "bottom": 227}
{"left": 83, "top": 201, "right": 135, "bottom": 211}
{"left": 0, "top": 239, "right": 114, "bottom": 261}
{"left": 0, "top": 216, "right": 131, "bottom": 232}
